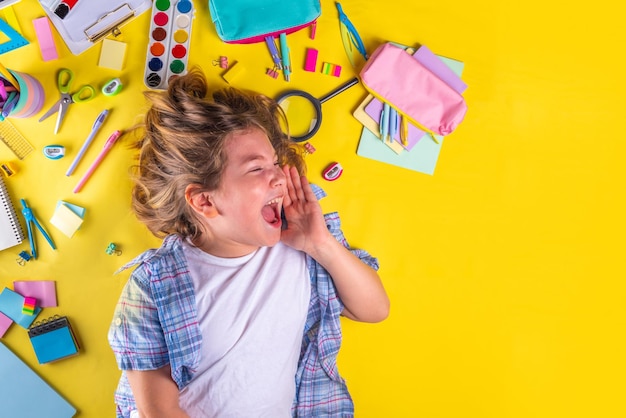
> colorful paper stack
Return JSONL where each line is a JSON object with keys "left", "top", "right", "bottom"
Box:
{"left": 22, "top": 297, "right": 37, "bottom": 316}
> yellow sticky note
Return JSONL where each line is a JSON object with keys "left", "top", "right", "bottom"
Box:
{"left": 50, "top": 204, "right": 84, "bottom": 238}
{"left": 98, "top": 38, "right": 127, "bottom": 71}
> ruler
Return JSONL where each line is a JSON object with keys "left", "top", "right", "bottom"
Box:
{"left": 0, "top": 120, "right": 34, "bottom": 159}
{"left": 0, "top": 17, "right": 28, "bottom": 55}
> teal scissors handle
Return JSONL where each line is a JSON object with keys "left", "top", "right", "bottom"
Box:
{"left": 57, "top": 68, "right": 96, "bottom": 103}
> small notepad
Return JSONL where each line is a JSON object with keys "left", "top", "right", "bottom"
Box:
{"left": 98, "top": 38, "right": 127, "bottom": 70}
{"left": 50, "top": 201, "right": 84, "bottom": 238}
{"left": 28, "top": 316, "right": 80, "bottom": 364}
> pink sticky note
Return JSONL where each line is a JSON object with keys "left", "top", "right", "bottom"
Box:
{"left": 32, "top": 17, "right": 59, "bottom": 61}
{"left": 13, "top": 281, "right": 57, "bottom": 307}
{"left": 0, "top": 312, "right": 12, "bottom": 337}
{"left": 304, "top": 48, "right": 318, "bottom": 72}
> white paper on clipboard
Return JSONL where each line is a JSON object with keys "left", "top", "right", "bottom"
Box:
{"left": 38, "top": 0, "right": 151, "bottom": 55}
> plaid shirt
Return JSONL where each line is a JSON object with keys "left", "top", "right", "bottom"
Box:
{"left": 108, "top": 186, "right": 379, "bottom": 417}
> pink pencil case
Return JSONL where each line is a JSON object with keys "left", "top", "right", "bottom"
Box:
{"left": 360, "top": 42, "right": 467, "bottom": 136}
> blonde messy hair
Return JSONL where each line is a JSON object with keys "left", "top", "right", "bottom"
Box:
{"left": 130, "top": 68, "right": 305, "bottom": 240}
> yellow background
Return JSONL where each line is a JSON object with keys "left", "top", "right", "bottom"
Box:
{"left": 1, "top": 0, "right": 625, "bottom": 417}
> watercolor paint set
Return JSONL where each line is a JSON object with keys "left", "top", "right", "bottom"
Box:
{"left": 144, "top": 0, "right": 194, "bottom": 89}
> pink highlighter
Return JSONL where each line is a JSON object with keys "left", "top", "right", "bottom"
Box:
{"left": 73, "top": 130, "right": 122, "bottom": 193}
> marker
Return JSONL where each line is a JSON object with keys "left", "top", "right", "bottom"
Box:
{"left": 73, "top": 130, "right": 122, "bottom": 193}
{"left": 66, "top": 109, "right": 108, "bottom": 176}
{"left": 280, "top": 33, "right": 291, "bottom": 82}
{"left": 54, "top": 0, "right": 79, "bottom": 19}
{"left": 264, "top": 36, "right": 282, "bottom": 70}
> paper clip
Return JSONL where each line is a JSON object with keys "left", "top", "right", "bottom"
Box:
{"left": 266, "top": 67, "right": 279, "bottom": 79}
{"left": 303, "top": 142, "right": 316, "bottom": 155}
{"left": 105, "top": 242, "right": 122, "bottom": 256}
{"left": 16, "top": 250, "right": 33, "bottom": 266}
{"left": 212, "top": 56, "right": 229, "bottom": 69}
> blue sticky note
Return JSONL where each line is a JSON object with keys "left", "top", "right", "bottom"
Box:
{"left": 0, "top": 287, "right": 41, "bottom": 328}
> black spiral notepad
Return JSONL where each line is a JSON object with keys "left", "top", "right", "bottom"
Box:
{"left": 0, "top": 176, "right": 24, "bottom": 251}
{"left": 28, "top": 315, "right": 80, "bottom": 364}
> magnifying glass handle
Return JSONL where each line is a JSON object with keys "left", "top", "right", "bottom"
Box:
{"left": 319, "top": 77, "right": 359, "bottom": 104}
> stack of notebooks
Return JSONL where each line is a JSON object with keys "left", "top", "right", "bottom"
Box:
{"left": 353, "top": 44, "right": 467, "bottom": 175}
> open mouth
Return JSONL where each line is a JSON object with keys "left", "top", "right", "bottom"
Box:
{"left": 261, "top": 197, "right": 283, "bottom": 226}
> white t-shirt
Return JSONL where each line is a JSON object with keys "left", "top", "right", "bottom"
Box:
{"left": 178, "top": 241, "right": 310, "bottom": 417}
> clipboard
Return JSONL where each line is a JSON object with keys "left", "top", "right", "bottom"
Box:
{"left": 38, "top": 0, "right": 151, "bottom": 55}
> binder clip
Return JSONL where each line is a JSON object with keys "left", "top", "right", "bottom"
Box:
{"left": 266, "top": 67, "right": 279, "bottom": 79}
{"left": 212, "top": 56, "right": 229, "bottom": 69}
{"left": 16, "top": 250, "right": 33, "bottom": 266}
{"left": 303, "top": 142, "right": 316, "bottom": 155}
{"left": 105, "top": 242, "right": 122, "bottom": 256}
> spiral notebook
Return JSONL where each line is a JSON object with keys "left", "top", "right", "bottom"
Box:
{"left": 28, "top": 315, "right": 80, "bottom": 364}
{"left": 0, "top": 176, "right": 24, "bottom": 251}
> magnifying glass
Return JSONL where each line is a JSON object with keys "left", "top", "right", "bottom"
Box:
{"left": 276, "top": 77, "right": 359, "bottom": 142}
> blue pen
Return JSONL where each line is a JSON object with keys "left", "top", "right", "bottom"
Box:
{"left": 264, "top": 36, "right": 282, "bottom": 70}
{"left": 381, "top": 102, "right": 390, "bottom": 142}
{"left": 279, "top": 33, "right": 291, "bottom": 81}
{"left": 66, "top": 109, "right": 108, "bottom": 176}
{"left": 388, "top": 108, "right": 398, "bottom": 143}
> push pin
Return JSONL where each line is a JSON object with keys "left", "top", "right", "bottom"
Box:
{"left": 16, "top": 250, "right": 33, "bottom": 266}
{"left": 212, "top": 56, "right": 229, "bottom": 69}
{"left": 105, "top": 242, "right": 122, "bottom": 256}
{"left": 303, "top": 142, "right": 316, "bottom": 155}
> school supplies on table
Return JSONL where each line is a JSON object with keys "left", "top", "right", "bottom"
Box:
{"left": 144, "top": 0, "right": 195, "bottom": 89}
{"left": 0, "top": 287, "right": 41, "bottom": 328}
{"left": 208, "top": 0, "right": 320, "bottom": 44}
{"left": 0, "top": 175, "right": 24, "bottom": 251}
{"left": 39, "top": 68, "right": 96, "bottom": 134}
{"left": 1, "top": 69, "right": 46, "bottom": 120}
{"left": 20, "top": 198, "right": 57, "bottom": 259}
{"left": 28, "top": 315, "right": 80, "bottom": 364}
{"left": 0, "top": 16, "right": 28, "bottom": 55}
{"left": 38, "top": 0, "right": 151, "bottom": 55}
{"left": 356, "top": 50, "right": 465, "bottom": 175}
{"left": 0, "top": 341, "right": 77, "bottom": 417}
{"left": 73, "top": 129, "right": 122, "bottom": 193}
{"left": 66, "top": 109, "right": 108, "bottom": 175}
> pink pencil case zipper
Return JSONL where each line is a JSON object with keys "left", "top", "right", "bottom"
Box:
{"left": 360, "top": 42, "right": 467, "bottom": 137}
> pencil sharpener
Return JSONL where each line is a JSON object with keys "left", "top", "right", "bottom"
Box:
{"left": 322, "top": 162, "right": 343, "bottom": 181}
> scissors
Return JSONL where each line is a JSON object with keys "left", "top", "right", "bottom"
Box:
{"left": 39, "top": 68, "right": 96, "bottom": 134}
{"left": 20, "top": 199, "right": 56, "bottom": 259}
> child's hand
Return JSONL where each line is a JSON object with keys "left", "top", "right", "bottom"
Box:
{"left": 280, "top": 165, "right": 331, "bottom": 254}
